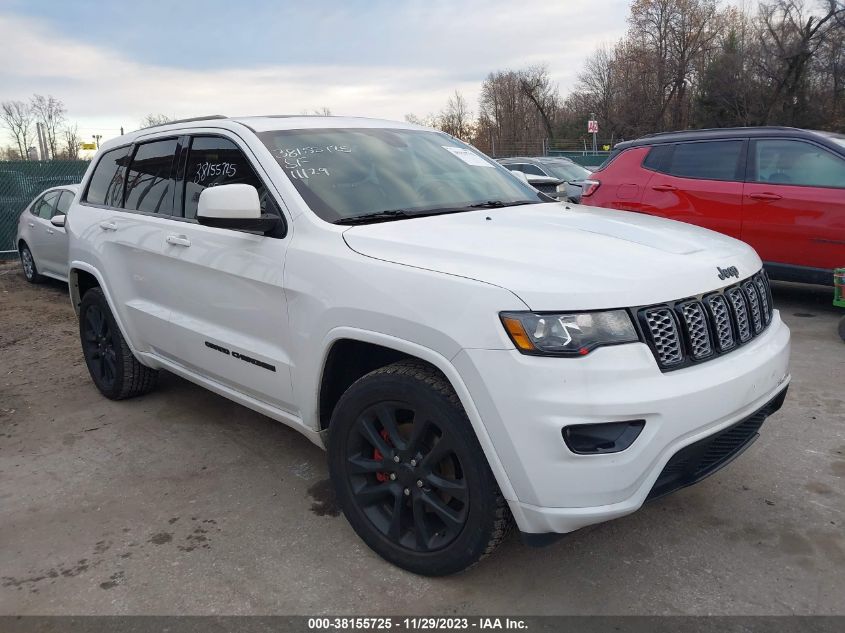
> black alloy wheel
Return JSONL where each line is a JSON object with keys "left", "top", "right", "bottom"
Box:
{"left": 343, "top": 401, "right": 469, "bottom": 552}
{"left": 328, "top": 360, "right": 512, "bottom": 576}
{"left": 82, "top": 303, "right": 119, "bottom": 391}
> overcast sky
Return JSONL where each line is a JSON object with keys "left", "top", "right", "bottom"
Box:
{"left": 1, "top": 0, "right": 631, "bottom": 146}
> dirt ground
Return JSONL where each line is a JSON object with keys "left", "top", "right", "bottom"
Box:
{"left": 0, "top": 259, "right": 843, "bottom": 615}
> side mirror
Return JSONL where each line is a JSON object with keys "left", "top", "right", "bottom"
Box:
{"left": 50, "top": 214, "right": 66, "bottom": 228}
{"left": 512, "top": 171, "right": 530, "bottom": 185}
{"left": 197, "top": 184, "right": 279, "bottom": 232}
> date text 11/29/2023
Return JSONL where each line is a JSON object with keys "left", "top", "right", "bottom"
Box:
{"left": 307, "top": 617, "right": 528, "bottom": 630}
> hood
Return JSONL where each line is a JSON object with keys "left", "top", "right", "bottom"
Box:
{"left": 342, "top": 203, "right": 762, "bottom": 310}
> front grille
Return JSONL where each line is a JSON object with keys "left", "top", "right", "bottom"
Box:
{"left": 646, "top": 386, "right": 788, "bottom": 500}
{"left": 639, "top": 271, "right": 773, "bottom": 371}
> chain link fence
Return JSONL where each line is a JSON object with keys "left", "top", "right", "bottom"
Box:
{"left": 0, "top": 160, "right": 90, "bottom": 260}
{"left": 472, "top": 137, "right": 613, "bottom": 168}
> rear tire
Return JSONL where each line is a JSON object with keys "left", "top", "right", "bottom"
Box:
{"left": 19, "top": 244, "right": 44, "bottom": 283}
{"left": 79, "top": 288, "right": 158, "bottom": 400}
{"left": 328, "top": 360, "right": 512, "bottom": 576}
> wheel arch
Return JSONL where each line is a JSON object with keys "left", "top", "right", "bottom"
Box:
{"left": 316, "top": 328, "right": 518, "bottom": 502}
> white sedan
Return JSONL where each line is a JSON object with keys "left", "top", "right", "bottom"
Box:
{"left": 16, "top": 184, "right": 78, "bottom": 283}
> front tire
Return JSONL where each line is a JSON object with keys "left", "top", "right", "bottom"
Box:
{"left": 79, "top": 288, "right": 158, "bottom": 400}
{"left": 19, "top": 244, "right": 44, "bottom": 283}
{"left": 328, "top": 360, "right": 512, "bottom": 575}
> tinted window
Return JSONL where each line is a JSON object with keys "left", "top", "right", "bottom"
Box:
{"left": 182, "top": 136, "right": 273, "bottom": 220}
{"left": 754, "top": 139, "right": 845, "bottom": 188}
{"left": 667, "top": 141, "right": 743, "bottom": 181}
{"left": 125, "top": 139, "right": 178, "bottom": 214}
{"left": 55, "top": 190, "right": 73, "bottom": 215}
{"left": 643, "top": 144, "right": 673, "bottom": 172}
{"left": 520, "top": 164, "right": 547, "bottom": 177}
{"left": 86, "top": 146, "right": 131, "bottom": 206}
{"left": 33, "top": 191, "right": 59, "bottom": 218}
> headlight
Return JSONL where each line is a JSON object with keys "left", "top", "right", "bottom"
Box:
{"left": 500, "top": 310, "right": 639, "bottom": 356}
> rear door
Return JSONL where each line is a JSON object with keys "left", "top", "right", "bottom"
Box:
{"left": 39, "top": 189, "right": 73, "bottom": 276}
{"left": 158, "top": 133, "right": 295, "bottom": 412}
{"left": 28, "top": 190, "right": 60, "bottom": 271}
{"left": 82, "top": 140, "right": 181, "bottom": 352}
{"left": 742, "top": 138, "right": 845, "bottom": 276}
{"left": 639, "top": 139, "right": 746, "bottom": 238}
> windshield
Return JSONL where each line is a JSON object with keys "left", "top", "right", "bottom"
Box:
{"left": 537, "top": 160, "right": 591, "bottom": 181}
{"left": 258, "top": 128, "right": 544, "bottom": 223}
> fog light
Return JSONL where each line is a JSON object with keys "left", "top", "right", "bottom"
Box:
{"left": 562, "top": 420, "right": 645, "bottom": 454}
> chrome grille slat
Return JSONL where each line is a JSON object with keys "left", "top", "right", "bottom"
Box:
{"left": 726, "top": 287, "right": 752, "bottom": 342}
{"left": 643, "top": 307, "right": 683, "bottom": 366}
{"left": 679, "top": 301, "right": 713, "bottom": 359}
{"left": 743, "top": 281, "right": 763, "bottom": 333}
{"left": 753, "top": 273, "right": 771, "bottom": 324}
{"left": 640, "top": 272, "right": 773, "bottom": 370}
{"left": 705, "top": 294, "right": 735, "bottom": 352}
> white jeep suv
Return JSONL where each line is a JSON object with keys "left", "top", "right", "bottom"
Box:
{"left": 66, "top": 116, "right": 791, "bottom": 575}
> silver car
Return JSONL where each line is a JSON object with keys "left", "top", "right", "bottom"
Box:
{"left": 16, "top": 184, "right": 78, "bottom": 283}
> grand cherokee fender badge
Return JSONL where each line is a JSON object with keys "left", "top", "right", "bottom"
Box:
{"left": 717, "top": 266, "right": 739, "bottom": 280}
{"left": 205, "top": 341, "right": 276, "bottom": 372}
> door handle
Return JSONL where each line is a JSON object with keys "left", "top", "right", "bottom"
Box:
{"left": 28, "top": 222, "right": 35, "bottom": 228}
{"left": 166, "top": 234, "right": 191, "bottom": 247}
{"left": 652, "top": 184, "right": 678, "bottom": 192}
{"left": 47, "top": 229, "right": 54, "bottom": 235}
{"left": 99, "top": 221, "right": 117, "bottom": 231}
{"left": 749, "top": 192, "right": 782, "bottom": 201}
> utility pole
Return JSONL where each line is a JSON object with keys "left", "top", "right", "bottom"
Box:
{"left": 120, "top": 126, "right": 124, "bottom": 136}
{"left": 36, "top": 122, "right": 49, "bottom": 160}
{"left": 92, "top": 134, "right": 102, "bottom": 149}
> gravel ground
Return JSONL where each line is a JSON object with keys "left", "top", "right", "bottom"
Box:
{"left": 0, "top": 260, "right": 843, "bottom": 615}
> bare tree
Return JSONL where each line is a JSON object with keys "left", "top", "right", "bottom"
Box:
{"left": 438, "top": 91, "right": 474, "bottom": 141}
{"left": 519, "top": 65, "right": 560, "bottom": 140}
{"left": 1, "top": 101, "right": 35, "bottom": 160}
{"left": 404, "top": 112, "right": 439, "bottom": 127}
{"left": 758, "top": 0, "right": 844, "bottom": 124}
{"left": 31, "top": 94, "right": 66, "bottom": 159}
{"left": 140, "top": 113, "right": 173, "bottom": 128}
{"left": 62, "top": 124, "right": 81, "bottom": 160}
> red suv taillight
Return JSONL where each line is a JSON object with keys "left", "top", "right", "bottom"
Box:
{"left": 581, "top": 180, "right": 601, "bottom": 198}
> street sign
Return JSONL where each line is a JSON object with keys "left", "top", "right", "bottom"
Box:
{"left": 81, "top": 142, "right": 97, "bottom": 150}
{"left": 587, "top": 120, "right": 599, "bottom": 134}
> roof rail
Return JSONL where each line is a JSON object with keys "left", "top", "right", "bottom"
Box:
{"left": 640, "top": 125, "right": 800, "bottom": 139}
{"left": 142, "top": 115, "right": 228, "bottom": 129}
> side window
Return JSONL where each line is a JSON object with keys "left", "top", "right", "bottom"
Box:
{"left": 520, "top": 164, "right": 547, "bottom": 177}
{"left": 85, "top": 146, "right": 131, "bottom": 207}
{"left": 124, "top": 139, "right": 178, "bottom": 214}
{"left": 753, "top": 139, "right": 845, "bottom": 188}
{"left": 54, "top": 190, "right": 73, "bottom": 216}
{"left": 642, "top": 144, "right": 673, "bottom": 172}
{"left": 34, "top": 191, "right": 60, "bottom": 219}
{"left": 666, "top": 141, "right": 743, "bottom": 181}
{"left": 182, "top": 136, "right": 275, "bottom": 220}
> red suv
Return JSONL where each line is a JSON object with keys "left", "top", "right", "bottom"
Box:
{"left": 584, "top": 127, "right": 845, "bottom": 286}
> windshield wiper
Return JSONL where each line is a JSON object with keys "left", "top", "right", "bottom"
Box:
{"left": 468, "top": 200, "right": 538, "bottom": 209}
{"left": 334, "top": 210, "right": 412, "bottom": 225}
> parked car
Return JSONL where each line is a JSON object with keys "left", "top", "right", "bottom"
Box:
{"left": 497, "top": 157, "right": 591, "bottom": 202}
{"left": 16, "top": 184, "right": 78, "bottom": 283}
{"left": 67, "top": 116, "right": 790, "bottom": 575}
{"left": 584, "top": 127, "right": 845, "bottom": 286}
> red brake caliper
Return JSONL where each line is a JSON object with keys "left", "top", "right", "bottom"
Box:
{"left": 373, "top": 429, "right": 392, "bottom": 483}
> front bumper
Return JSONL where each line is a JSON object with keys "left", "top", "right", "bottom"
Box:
{"left": 453, "top": 311, "right": 791, "bottom": 534}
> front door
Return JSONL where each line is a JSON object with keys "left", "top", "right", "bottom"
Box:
{"left": 157, "top": 134, "right": 296, "bottom": 413}
{"left": 742, "top": 138, "right": 845, "bottom": 274}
